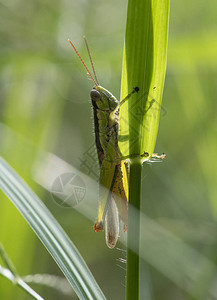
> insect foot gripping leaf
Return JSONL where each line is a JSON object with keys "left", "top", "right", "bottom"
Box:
{"left": 68, "top": 38, "right": 136, "bottom": 249}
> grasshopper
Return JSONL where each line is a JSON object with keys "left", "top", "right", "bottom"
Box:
{"left": 68, "top": 38, "right": 138, "bottom": 248}
{"left": 68, "top": 38, "right": 165, "bottom": 248}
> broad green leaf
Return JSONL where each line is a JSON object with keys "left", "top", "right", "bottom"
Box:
{"left": 119, "top": 0, "right": 170, "bottom": 158}
{"left": 0, "top": 157, "right": 106, "bottom": 300}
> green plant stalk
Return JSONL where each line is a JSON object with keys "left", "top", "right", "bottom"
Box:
{"left": 120, "top": 1, "right": 169, "bottom": 299}
{"left": 126, "top": 162, "right": 142, "bottom": 299}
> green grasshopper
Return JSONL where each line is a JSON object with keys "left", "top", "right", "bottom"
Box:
{"left": 68, "top": 38, "right": 165, "bottom": 248}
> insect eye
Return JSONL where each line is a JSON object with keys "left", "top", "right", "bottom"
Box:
{"left": 90, "top": 89, "right": 101, "bottom": 101}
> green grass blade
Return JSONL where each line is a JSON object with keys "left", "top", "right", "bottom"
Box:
{"left": 0, "top": 157, "right": 106, "bottom": 300}
{"left": 120, "top": 0, "right": 169, "bottom": 157}
{"left": 120, "top": 1, "right": 170, "bottom": 300}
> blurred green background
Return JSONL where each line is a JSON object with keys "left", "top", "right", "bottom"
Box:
{"left": 0, "top": 0, "right": 217, "bottom": 299}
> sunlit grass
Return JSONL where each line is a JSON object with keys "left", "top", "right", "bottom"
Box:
{"left": 0, "top": 0, "right": 217, "bottom": 299}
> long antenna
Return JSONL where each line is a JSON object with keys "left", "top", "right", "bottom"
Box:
{"left": 83, "top": 36, "right": 99, "bottom": 86}
{"left": 68, "top": 39, "right": 98, "bottom": 86}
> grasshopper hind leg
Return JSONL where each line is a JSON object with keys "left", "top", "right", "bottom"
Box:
{"left": 105, "top": 197, "right": 119, "bottom": 249}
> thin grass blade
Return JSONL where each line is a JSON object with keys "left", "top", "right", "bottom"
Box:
{"left": 0, "top": 157, "right": 106, "bottom": 300}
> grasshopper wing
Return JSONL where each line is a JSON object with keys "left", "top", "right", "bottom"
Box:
{"left": 105, "top": 196, "right": 119, "bottom": 249}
